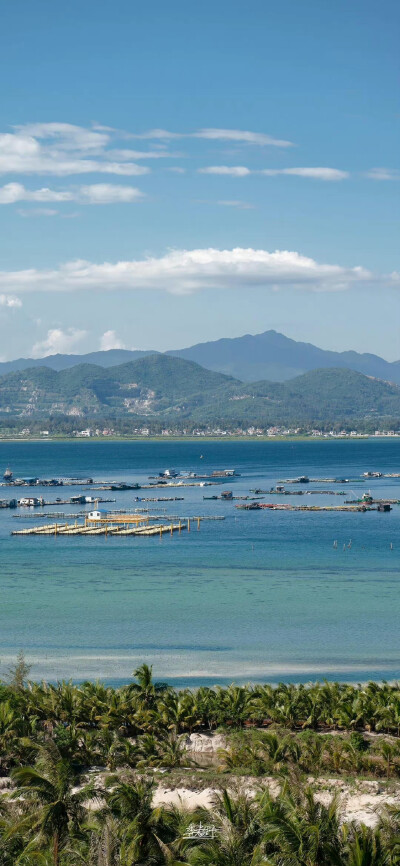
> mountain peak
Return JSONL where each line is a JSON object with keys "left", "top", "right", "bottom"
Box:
{"left": 0, "top": 331, "right": 398, "bottom": 386}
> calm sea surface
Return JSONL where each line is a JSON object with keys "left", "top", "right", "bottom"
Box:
{"left": 0, "top": 439, "right": 399, "bottom": 686}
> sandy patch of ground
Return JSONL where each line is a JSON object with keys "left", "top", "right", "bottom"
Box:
{"left": 153, "top": 777, "right": 400, "bottom": 826}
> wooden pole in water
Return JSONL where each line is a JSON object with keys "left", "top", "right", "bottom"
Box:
{"left": 197, "top": 517, "right": 200, "bottom": 530}
{"left": 54, "top": 523, "right": 57, "bottom": 537}
{"left": 160, "top": 526, "right": 162, "bottom": 539}
{"left": 170, "top": 523, "right": 173, "bottom": 535}
{"left": 187, "top": 518, "right": 190, "bottom": 532}
{"left": 179, "top": 520, "right": 181, "bottom": 533}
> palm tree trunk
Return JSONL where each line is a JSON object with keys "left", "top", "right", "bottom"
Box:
{"left": 53, "top": 830, "right": 60, "bottom": 866}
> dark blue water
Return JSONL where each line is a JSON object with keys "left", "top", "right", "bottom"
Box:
{"left": 0, "top": 438, "right": 399, "bottom": 686}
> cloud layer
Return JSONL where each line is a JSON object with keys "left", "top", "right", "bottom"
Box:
{"left": 0, "top": 122, "right": 295, "bottom": 180}
{"left": 0, "top": 248, "right": 377, "bottom": 296}
{"left": 31, "top": 327, "right": 88, "bottom": 357}
{"left": 0, "top": 123, "right": 158, "bottom": 177}
{"left": 199, "top": 166, "right": 348, "bottom": 180}
{"left": 0, "top": 294, "right": 22, "bottom": 308}
{"left": 129, "top": 126, "right": 293, "bottom": 147}
{"left": 100, "top": 330, "right": 126, "bottom": 350}
{"left": 0, "top": 182, "right": 144, "bottom": 205}
{"left": 365, "top": 168, "right": 400, "bottom": 181}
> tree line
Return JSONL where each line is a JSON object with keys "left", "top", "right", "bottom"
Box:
{"left": 2, "top": 663, "right": 400, "bottom": 863}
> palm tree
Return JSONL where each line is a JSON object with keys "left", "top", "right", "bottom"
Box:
{"left": 343, "top": 823, "right": 386, "bottom": 866}
{"left": 129, "top": 664, "right": 169, "bottom": 710}
{"left": 215, "top": 686, "right": 252, "bottom": 728}
{"left": 188, "top": 789, "right": 264, "bottom": 866}
{"left": 106, "top": 775, "right": 169, "bottom": 864}
{"left": 258, "top": 783, "right": 343, "bottom": 866}
{"left": 156, "top": 731, "right": 187, "bottom": 769}
{"left": 11, "top": 740, "right": 93, "bottom": 866}
{"left": 378, "top": 740, "right": 399, "bottom": 779}
{"left": 297, "top": 731, "right": 326, "bottom": 775}
{"left": 0, "top": 700, "right": 21, "bottom": 772}
{"left": 106, "top": 733, "right": 138, "bottom": 771}
{"left": 158, "top": 690, "right": 202, "bottom": 734}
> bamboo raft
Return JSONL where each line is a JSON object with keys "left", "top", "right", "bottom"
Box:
{"left": 11, "top": 519, "right": 191, "bottom": 537}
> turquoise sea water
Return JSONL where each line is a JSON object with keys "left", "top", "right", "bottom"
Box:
{"left": 0, "top": 439, "right": 399, "bottom": 686}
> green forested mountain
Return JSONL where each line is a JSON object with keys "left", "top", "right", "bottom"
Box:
{"left": 200, "top": 368, "right": 400, "bottom": 426}
{"left": 0, "top": 354, "right": 237, "bottom": 418}
{"left": 0, "top": 354, "right": 399, "bottom": 429}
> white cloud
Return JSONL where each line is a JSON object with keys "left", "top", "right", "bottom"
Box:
{"left": 0, "top": 294, "right": 22, "bottom": 308}
{"left": 194, "top": 128, "right": 293, "bottom": 147}
{"left": 198, "top": 166, "right": 252, "bottom": 176}
{"left": 0, "top": 248, "right": 375, "bottom": 296}
{"left": 78, "top": 184, "right": 144, "bottom": 203}
{"left": 32, "top": 327, "right": 88, "bottom": 358}
{"left": 0, "top": 125, "right": 150, "bottom": 176}
{"left": 17, "top": 208, "right": 59, "bottom": 217}
{"left": 17, "top": 123, "right": 110, "bottom": 152}
{"left": 167, "top": 167, "right": 186, "bottom": 174}
{"left": 262, "top": 167, "right": 349, "bottom": 180}
{"left": 129, "top": 128, "right": 182, "bottom": 140}
{"left": 0, "top": 182, "right": 144, "bottom": 205}
{"left": 199, "top": 166, "right": 348, "bottom": 180}
{"left": 131, "top": 127, "right": 293, "bottom": 147}
{"left": 365, "top": 168, "right": 400, "bottom": 181}
{"left": 0, "top": 183, "right": 73, "bottom": 203}
{"left": 99, "top": 330, "right": 126, "bottom": 350}
{"left": 217, "top": 200, "right": 254, "bottom": 209}
{"left": 0, "top": 146, "right": 149, "bottom": 176}
{"left": 103, "top": 148, "right": 181, "bottom": 160}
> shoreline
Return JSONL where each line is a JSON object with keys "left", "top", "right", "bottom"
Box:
{"left": 0, "top": 434, "right": 385, "bottom": 444}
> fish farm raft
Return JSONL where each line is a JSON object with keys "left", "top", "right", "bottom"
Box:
{"left": 11, "top": 512, "right": 195, "bottom": 538}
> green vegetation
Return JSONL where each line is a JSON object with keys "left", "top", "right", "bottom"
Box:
{"left": 0, "top": 354, "right": 400, "bottom": 434}
{"left": 2, "top": 666, "right": 400, "bottom": 861}
{"left": 0, "top": 355, "right": 237, "bottom": 420}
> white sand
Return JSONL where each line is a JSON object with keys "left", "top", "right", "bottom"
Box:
{"left": 153, "top": 777, "right": 400, "bottom": 827}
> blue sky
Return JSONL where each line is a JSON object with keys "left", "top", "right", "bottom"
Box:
{"left": 0, "top": 0, "right": 398, "bottom": 361}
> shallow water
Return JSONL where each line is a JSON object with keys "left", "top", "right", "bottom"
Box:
{"left": 0, "top": 438, "right": 399, "bottom": 686}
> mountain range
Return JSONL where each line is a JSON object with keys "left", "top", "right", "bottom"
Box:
{"left": 1, "top": 330, "right": 400, "bottom": 384}
{"left": 0, "top": 353, "right": 400, "bottom": 429}
{"left": 168, "top": 331, "right": 400, "bottom": 384}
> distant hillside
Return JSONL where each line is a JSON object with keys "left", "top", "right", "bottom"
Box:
{"left": 194, "top": 368, "right": 400, "bottom": 426}
{"left": 0, "top": 355, "right": 399, "bottom": 429}
{"left": 169, "top": 330, "right": 400, "bottom": 384}
{"left": 0, "top": 354, "right": 237, "bottom": 418}
{"left": 0, "top": 348, "right": 154, "bottom": 375}
{"left": 1, "top": 331, "right": 400, "bottom": 386}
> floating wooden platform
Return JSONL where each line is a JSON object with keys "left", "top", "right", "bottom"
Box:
{"left": 11, "top": 520, "right": 190, "bottom": 537}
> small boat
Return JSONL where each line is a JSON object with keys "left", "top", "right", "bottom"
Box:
{"left": 110, "top": 482, "right": 141, "bottom": 491}
{"left": 3, "top": 467, "right": 12, "bottom": 481}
